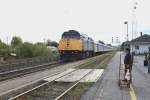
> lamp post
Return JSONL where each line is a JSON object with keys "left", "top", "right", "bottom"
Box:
{"left": 124, "top": 21, "right": 129, "bottom": 41}
{"left": 132, "top": 2, "right": 138, "bottom": 40}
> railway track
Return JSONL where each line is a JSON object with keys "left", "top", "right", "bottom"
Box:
{"left": 0, "top": 60, "right": 64, "bottom": 81}
{"left": 0, "top": 55, "right": 100, "bottom": 82}
{"left": 7, "top": 55, "right": 104, "bottom": 100}
{"left": 0, "top": 52, "right": 110, "bottom": 82}
{"left": 54, "top": 69, "right": 95, "bottom": 100}
{"left": 10, "top": 73, "right": 89, "bottom": 100}
{"left": 0, "top": 53, "right": 112, "bottom": 100}
{"left": 0, "top": 56, "right": 52, "bottom": 73}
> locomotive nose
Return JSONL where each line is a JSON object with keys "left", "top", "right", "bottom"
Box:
{"left": 67, "top": 39, "right": 70, "bottom": 47}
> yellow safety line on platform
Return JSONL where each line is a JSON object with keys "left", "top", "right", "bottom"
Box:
{"left": 130, "top": 85, "right": 137, "bottom": 100}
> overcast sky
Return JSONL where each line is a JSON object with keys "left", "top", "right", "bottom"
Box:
{"left": 0, "top": 0, "right": 149, "bottom": 44}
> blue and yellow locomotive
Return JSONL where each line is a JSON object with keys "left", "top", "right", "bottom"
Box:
{"left": 58, "top": 30, "right": 113, "bottom": 60}
{"left": 58, "top": 30, "right": 94, "bottom": 60}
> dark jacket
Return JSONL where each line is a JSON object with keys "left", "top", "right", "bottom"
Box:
{"left": 124, "top": 53, "right": 132, "bottom": 65}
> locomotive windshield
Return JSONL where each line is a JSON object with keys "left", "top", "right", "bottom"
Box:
{"left": 62, "top": 30, "right": 80, "bottom": 39}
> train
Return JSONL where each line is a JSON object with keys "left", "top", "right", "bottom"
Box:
{"left": 58, "top": 30, "right": 113, "bottom": 60}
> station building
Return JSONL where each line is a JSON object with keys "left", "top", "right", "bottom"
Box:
{"left": 122, "top": 34, "right": 150, "bottom": 54}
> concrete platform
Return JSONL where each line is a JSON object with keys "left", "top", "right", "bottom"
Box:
{"left": 131, "top": 56, "right": 150, "bottom": 100}
{"left": 81, "top": 52, "right": 131, "bottom": 100}
{"left": 81, "top": 52, "right": 150, "bottom": 100}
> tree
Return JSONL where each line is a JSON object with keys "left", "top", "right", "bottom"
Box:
{"left": 15, "top": 42, "right": 52, "bottom": 58}
{"left": 46, "top": 40, "right": 51, "bottom": 46}
{"left": 50, "top": 41, "right": 58, "bottom": 47}
{"left": 0, "top": 42, "right": 7, "bottom": 49}
{"left": 0, "top": 41, "right": 10, "bottom": 59}
{"left": 16, "top": 42, "right": 34, "bottom": 58}
{"left": 11, "top": 36, "right": 23, "bottom": 47}
{"left": 36, "top": 42, "right": 45, "bottom": 45}
{"left": 33, "top": 43, "right": 52, "bottom": 57}
{"left": 46, "top": 40, "right": 58, "bottom": 47}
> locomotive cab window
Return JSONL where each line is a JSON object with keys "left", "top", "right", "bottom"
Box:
{"left": 62, "top": 34, "right": 80, "bottom": 39}
{"left": 62, "top": 30, "right": 80, "bottom": 39}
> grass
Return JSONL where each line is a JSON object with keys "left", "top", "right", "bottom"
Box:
{"left": 65, "top": 82, "right": 94, "bottom": 100}
{"left": 51, "top": 51, "right": 60, "bottom": 60}
{"left": 78, "top": 51, "right": 116, "bottom": 69}
{"left": 96, "top": 52, "right": 116, "bottom": 69}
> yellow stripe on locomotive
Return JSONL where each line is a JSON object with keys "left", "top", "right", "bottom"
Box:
{"left": 58, "top": 39, "right": 82, "bottom": 51}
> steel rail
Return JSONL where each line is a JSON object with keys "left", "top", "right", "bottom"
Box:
{"left": 54, "top": 68, "right": 95, "bottom": 100}
{"left": 8, "top": 56, "right": 100, "bottom": 100}
{"left": 8, "top": 68, "right": 78, "bottom": 100}
{"left": 55, "top": 54, "right": 111, "bottom": 100}
{"left": 0, "top": 60, "right": 64, "bottom": 81}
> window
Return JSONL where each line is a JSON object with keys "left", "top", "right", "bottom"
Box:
{"left": 135, "top": 45, "right": 139, "bottom": 50}
{"left": 62, "top": 33, "right": 80, "bottom": 39}
{"left": 62, "top": 34, "right": 80, "bottom": 39}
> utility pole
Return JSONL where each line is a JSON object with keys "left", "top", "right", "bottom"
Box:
{"left": 116, "top": 37, "right": 118, "bottom": 43}
{"left": 43, "top": 38, "right": 46, "bottom": 45}
{"left": 6, "top": 36, "right": 8, "bottom": 45}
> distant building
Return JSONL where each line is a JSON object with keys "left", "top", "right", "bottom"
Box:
{"left": 123, "top": 34, "right": 150, "bottom": 54}
{"left": 121, "top": 41, "right": 130, "bottom": 51}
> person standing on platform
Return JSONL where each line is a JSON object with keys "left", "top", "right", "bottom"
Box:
{"left": 147, "top": 47, "right": 150, "bottom": 73}
{"left": 123, "top": 48, "right": 132, "bottom": 81}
